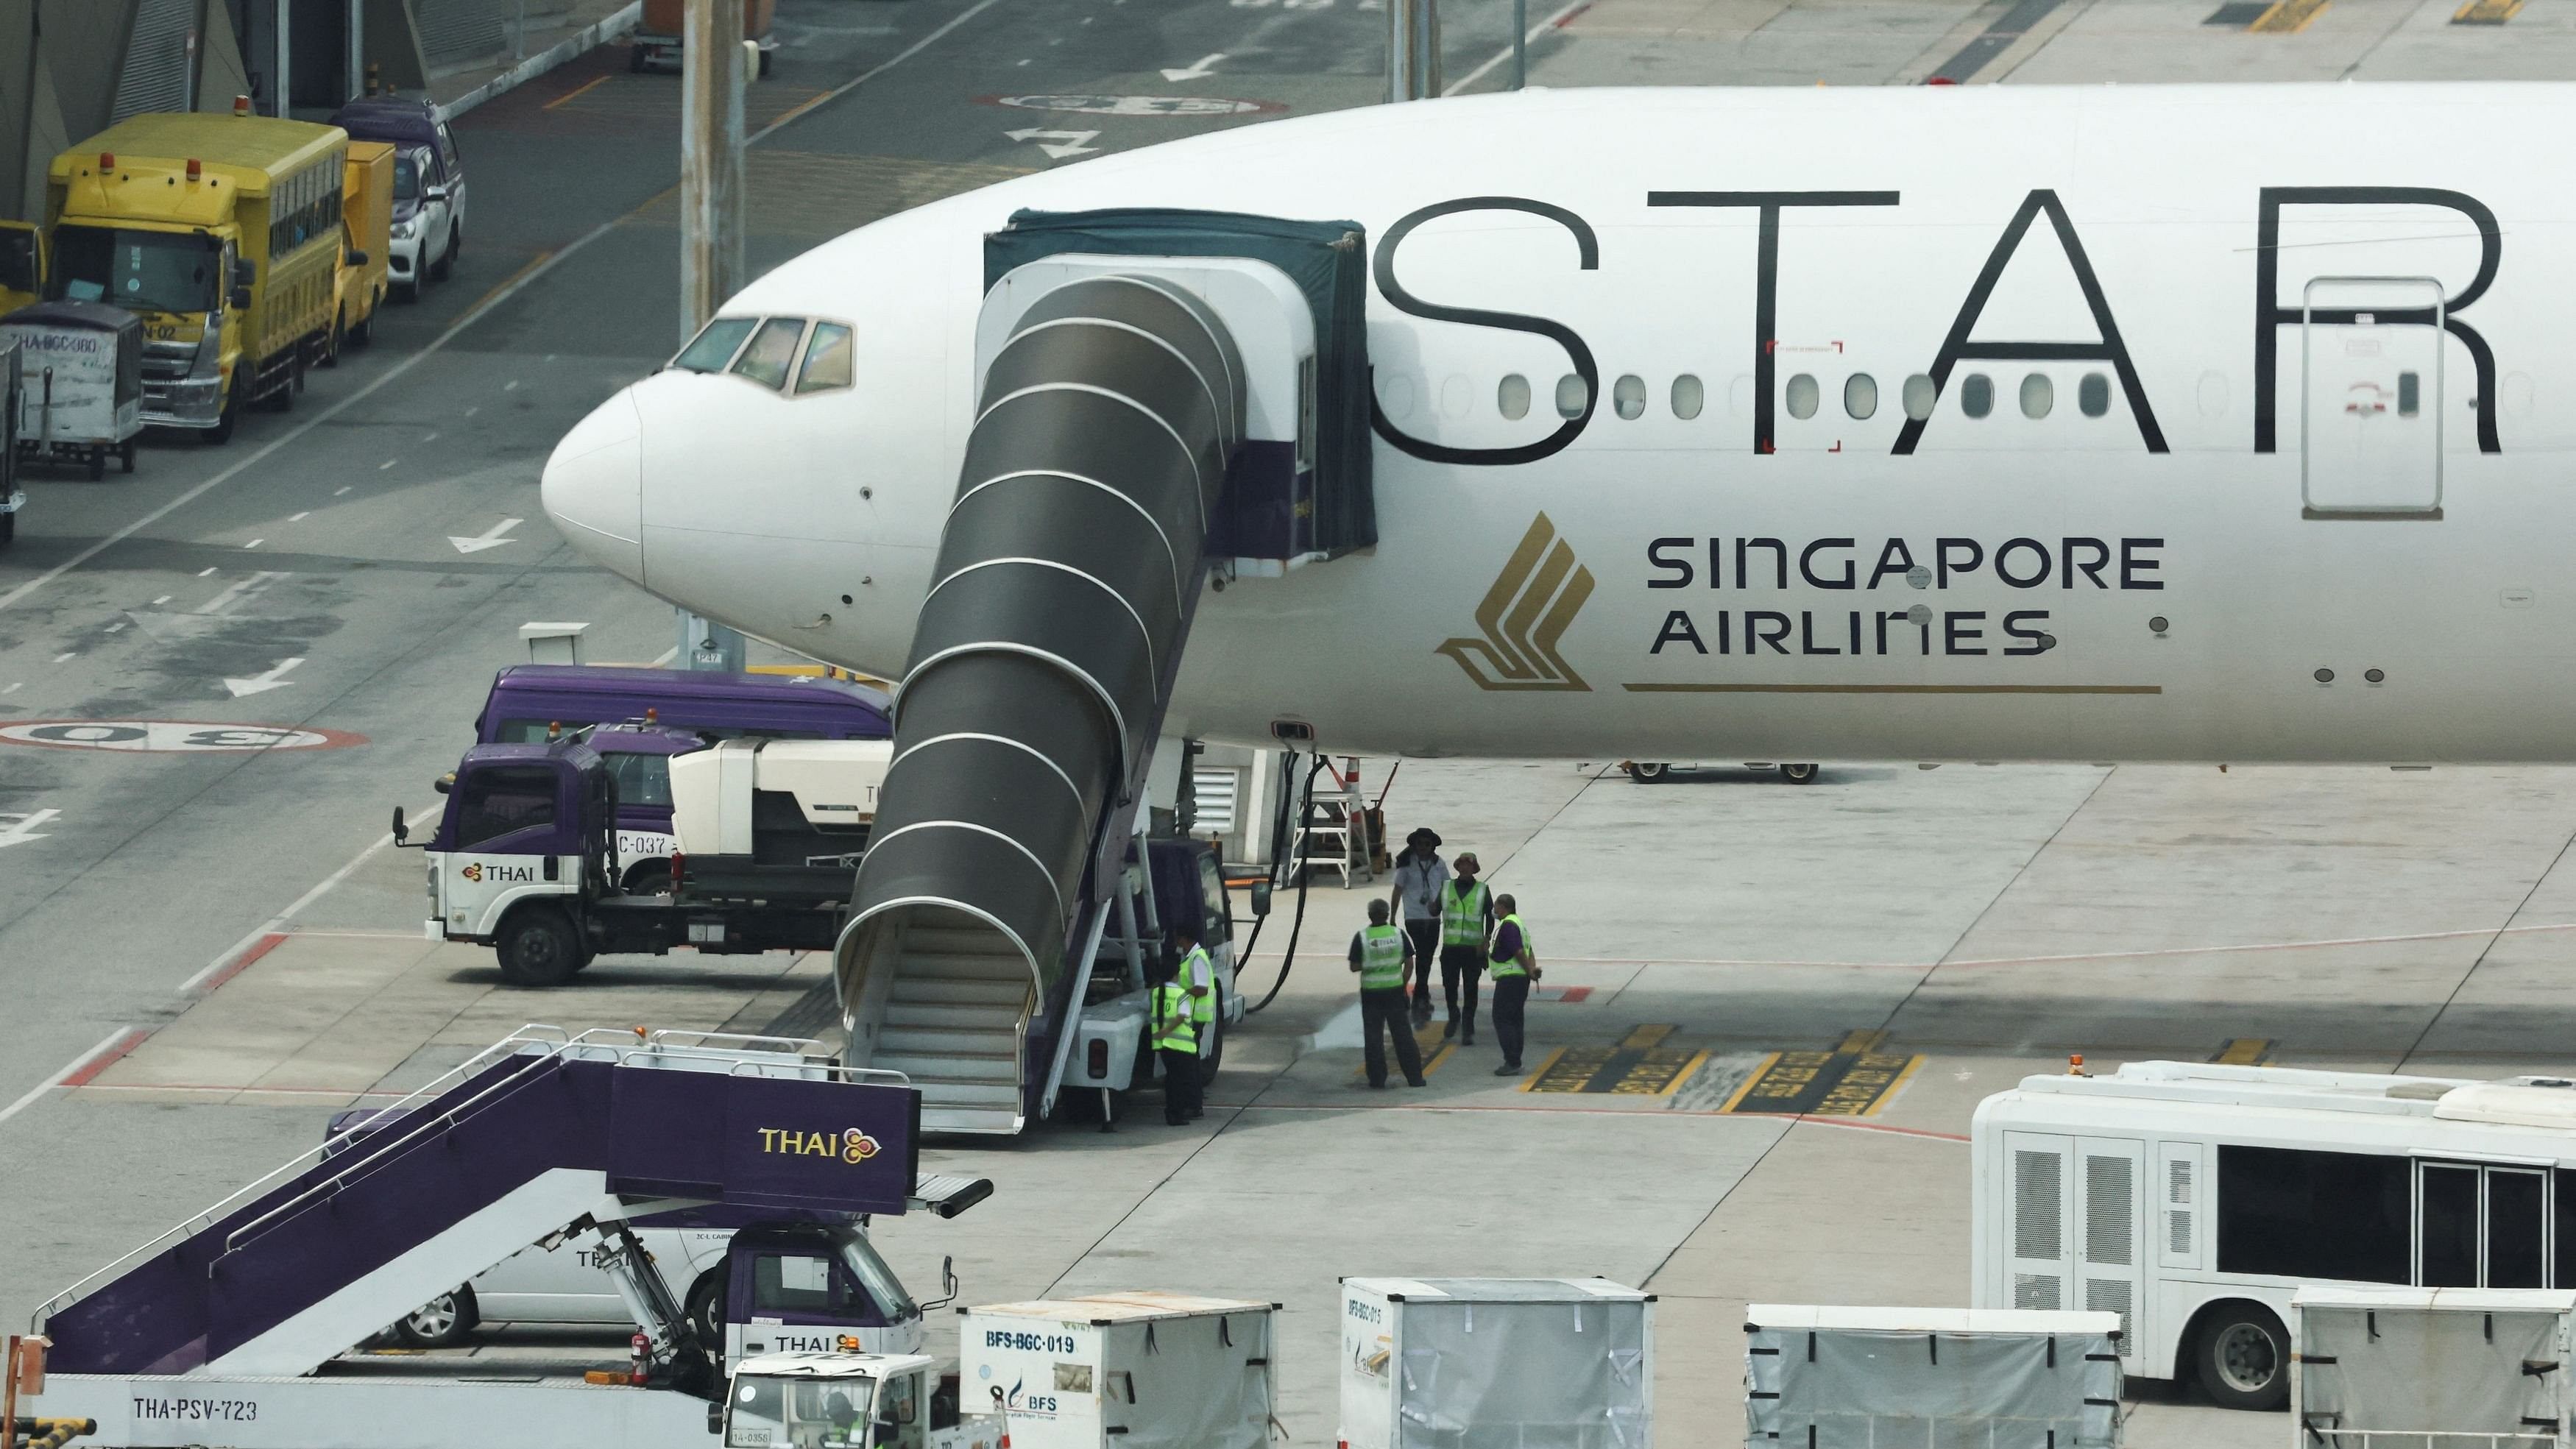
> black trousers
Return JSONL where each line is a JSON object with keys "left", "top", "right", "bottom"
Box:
{"left": 1360, "top": 986, "right": 1426, "bottom": 1086}
{"left": 1440, "top": 945, "right": 1486, "bottom": 1032}
{"left": 1402, "top": 919, "right": 1440, "bottom": 1011}
{"left": 1490, "top": 974, "right": 1530, "bottom": 1067}
{"left": 1159, "top": 1046, "right": 1201, "bottom": 1123}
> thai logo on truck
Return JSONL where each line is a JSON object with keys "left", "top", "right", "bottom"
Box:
{"left": 757, "top": 1127, "right": 881, "bottom": 1163}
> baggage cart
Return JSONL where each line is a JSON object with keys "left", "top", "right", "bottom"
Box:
{"left": 1, "top": 300, "right": 143, "bottom": 479}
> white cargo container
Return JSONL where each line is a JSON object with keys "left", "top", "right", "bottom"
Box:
{"left": 1338, "top": 1277, "right": 1653, "bottom": 1449}
{"left": 1744, "top": 1305, "right": 2122, "bottom": 1449}
{"left": 957, "top": 1291, "right": 1275, "bottom": 1449}
{"left": 2293, "top": 1286, "right": 2576, "bottom": 1449}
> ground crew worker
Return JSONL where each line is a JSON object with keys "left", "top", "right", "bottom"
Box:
{"left": 1487, "top": 893, "right": 1541, "bottom": 1075}
{"left": 1150, "top": 955, "right": 1200, "bottom": 1125}
{"left": 1176, "top": 919, "right": 1214, "bottom": 1120}
{"left": 1389, "top": 827, "right": 1448, "bottom": 1028}
{"left": 1350, "top": 898, "right": 1426, "bottom": 1088}
{"left": 1437, "top": 851, "right": 1496, "bottom": 1044}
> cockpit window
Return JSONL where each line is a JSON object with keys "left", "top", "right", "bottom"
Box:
{"left": 796, "top": 322, "right": 852, "bottom": 394}
{"left": 731, "top": 317, "right": 807, "bottom": 389}
{"left": 674, "top": 316, "right": 758, "bottom": 374}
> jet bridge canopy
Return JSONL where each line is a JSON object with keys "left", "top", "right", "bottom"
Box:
{"left": 983, "top": 208, "right": 1375, "bottom": 564}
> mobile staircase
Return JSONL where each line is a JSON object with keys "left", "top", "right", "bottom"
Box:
{"left": 835, "top": 209, "right": 1377, "bottom": 1134}
{"left": 32, "top": 1027, "right": 932, "bottom": 1379}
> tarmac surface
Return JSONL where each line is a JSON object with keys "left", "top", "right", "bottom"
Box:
{"left": 4, "top": 1, "right": 2575, "bottom": 1445}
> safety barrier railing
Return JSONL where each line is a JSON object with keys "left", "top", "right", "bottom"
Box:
{"left": 29, "top": 1024, "right": 822, "bottom": 1328}
{"left": 2301, "top": 1428, "right": 2557, "bottom": 1448}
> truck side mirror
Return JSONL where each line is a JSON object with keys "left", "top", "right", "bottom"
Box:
{"left": 706, "top": 1403, "right": 723, "bottom": 1435}
{"left": 1249, "top": 881, "right": 1272, "bottom": 918}
{"left": 232, "top": 259, "right": 255, "bottom": 288}
{"left": 344, "top": 248, "right": 369, "bottom": 267}
{"left": 434, "top": 772, "right": 454, "bottom": 795}
{"left": 391, "top": 805, "right": 409, "bottom": 845}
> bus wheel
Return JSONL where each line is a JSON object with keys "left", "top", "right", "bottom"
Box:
{"left": 2195, "top": 1303, "right": 2289, "bottom": 1411}
{"left": 1626, "top": 762, "right": 1670, "bottom": 783}
{"left": 496, "top": 907, "right": 586, "bottom": 988}
{"left": 1780, "top": 762, "right": 1821, "bottom": 784}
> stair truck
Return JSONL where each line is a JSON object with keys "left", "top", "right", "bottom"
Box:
{"left": 19, "top": 1027, "right": 994, "bottom": 1448}
{"left": 48, "top": 108, "right": 348, "bottom": 443}
{"left": 404, "top": 736, "right": 1257, "bottom": 1136}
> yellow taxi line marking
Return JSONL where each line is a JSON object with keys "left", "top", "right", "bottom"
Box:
{"left": 1618, "top": 1023, "right": 1676, "bottom": 1051}
{"left": 543, "top": 74, "right": 614, "bottom": 110}
{"left": 1837, "top": 1028, "right": 1889, "bottom": 1055}
{"left": 1866, "top": 1053, "right": 1927, "bottom": 1116}
{"left": 1516, "top": 1046, "right": 1569, "bottom": 1092}
{"left": 2212, "top": 1037, "right": 2276, "bottom": 1066}
{"left": 2452, "top": 0, "right": 2519, "bottom": 22}
{"left": 1719, "top": 1052, "right": 1781, "bottom": 1112}
{"left": 2250, "top": 0, "right": 2328, "bottom": 31}
{"left": 463, "top": 250, "right": 555, "bottom": 316}
{"left": 1657, "top": 1049, "right": 1712, "bottom": 1097}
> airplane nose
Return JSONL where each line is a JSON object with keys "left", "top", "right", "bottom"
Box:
{"left": 542, "top": 388, "right": 645, "bottom": 584}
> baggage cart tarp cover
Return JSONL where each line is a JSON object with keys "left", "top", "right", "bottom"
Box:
{"left": 1745, "top": 1308, "right": 2120, "bottom": 1449}
{"left": 2296, "top": 1291, "right": 2572, "bottom": 1439}
{"left": 983, "top": 208, "right": 1375, "bottom": 559}
{"left": 1395, "top": 1291, "right": 1649, "bottom": 1446}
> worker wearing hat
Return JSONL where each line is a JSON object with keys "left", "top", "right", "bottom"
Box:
{"left": 1389, "top": 826, "right": 1448, "bottom": 1029}
{"left": 1434, "top": 851, "right": 1496, "bottom": 1044}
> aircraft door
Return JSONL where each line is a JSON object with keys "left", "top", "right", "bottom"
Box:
{"left": 2301, "top": 277, "right": 2443, "bottom": 517}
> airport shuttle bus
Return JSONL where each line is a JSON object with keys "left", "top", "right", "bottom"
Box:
{"left": 1973, "top": 1061, "right": 2576, "bottom": 1411}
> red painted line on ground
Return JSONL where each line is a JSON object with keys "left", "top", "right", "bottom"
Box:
{"left": 196, "top": 931, "right": 288, "bottom": 994}
{"left": 1554, "top": 0, "right": 1593, "bottom": 23}
{"left": 1222, "top": 1098, "right": 1962, "bottom": 1139}
{"left": 1787, "top": 1113, "right": 1969, "bottom": 1144}
{"left": 60, "top": 1028, "right": 152, "bottom": 1088}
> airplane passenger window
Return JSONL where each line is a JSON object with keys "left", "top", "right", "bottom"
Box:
{"left": 1498, "top": 374, "right": 1531, "bottom": 420}
{"left": 2397, "top": 372, "right": 2421, "bottom": 417}
{"left": 1901, "top": 375, "right": 1935, "bottom": 419}
{"left": 2020, "top": 373, "right": 2053, "bottom": 419}
{"left": 796, "top": 322, "right": 854, "bottom": 394}
{"left": 1784, "top": 373, "right": 1819, "bottom": 421}
{"left": 2078, "top": 373, "right": 2110, "bottom": 418}
{"left": 674, "top": 316, "right": 758, "bottom": 374}
{"left": 1844, "top": 374, "right": 1878, "bottom": 421}
{"left": 1961, "top": 374, "right": 1993, "bottom": 419}
{"left": 732, "top": 318, "right": 807, "bottom": 390}
{"left": 1554, "top": 374, "right": 1588, "bottom": 419}
{"left": 1613, "top": 375, "right": 1646, "bottom": 421}
{"left": 1671, "top": 375, "right": 1704, "bottom": 420}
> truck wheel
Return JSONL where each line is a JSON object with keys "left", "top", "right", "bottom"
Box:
{"left": 1197, "top": 1018, "right": 1224, "bottom": 1081}
{"left": 119, "top": 438, "right": 135, "bottom": 472}
{"left": 322, "top": 313, "right": 344, "bottom": 367}
{"left": 393, "top": 1287, "right": 478, "bottom": 1347}
{"left": 86, "top": 448, "right": 105, "bottom": 481}
{"left": 629, "top": 43, "right": 648, "bottom": 71}
{"left": 0, "top": 510, "right": 14, "bottom": 544}
{"left": 496, "top": 907, "right": 586, "bottom": 988}
{"left": 684, "top": 1267, "right": 728, "bottom": 1351}
{"left": 622, "top": 861, "right": 673, "bottom": 896}
{"left": 1625, "top": 762, "right": 1669, "bottom": 783}
{"left": 351, "top": 309, "right": 373, "bottom": 346}
{"left": 203, "top": 384, "right": 238, "bottom": 444}
{"left": 1780, "top": 763, "right": 1821, "bottom": 784}
{"left": 2194, "top": 1303, "right": 2289, "bottom": 1411}
{"left": 757, "top": 48, "right": 773, "bottom": 77}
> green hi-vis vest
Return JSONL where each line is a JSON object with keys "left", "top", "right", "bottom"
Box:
{"left": 1489, "top": 913, "right": 1532, "bottom": 979}
{"left": 1440, "top": 879, "right": 1490, "bottom": 946}
{"left": 1150, "top": 980, "right": 1197, "bottom": 1052}
{"left": 1357, "top": 924, "right": 1407, "bottom": 990}
{"left": 1181, "top": 944, "right": 1216, "bottom": 1026}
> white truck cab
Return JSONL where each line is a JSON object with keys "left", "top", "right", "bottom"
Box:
{"left": 723, "top": 1352, "right": 997, "bottom": 1449}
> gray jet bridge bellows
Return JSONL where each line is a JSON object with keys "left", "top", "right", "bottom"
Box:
{"left": 836, "top": 274, "right": 1246, "bottom": 1134}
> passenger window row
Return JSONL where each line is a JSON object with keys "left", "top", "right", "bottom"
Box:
{"left": 1487, "top": 369, "right": 2119, "bottom": 423}
{"left": 671, "top": 314, "right": 855, "bottom": 396}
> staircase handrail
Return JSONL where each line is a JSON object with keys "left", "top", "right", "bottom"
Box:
{"left": 29, "top": 1024, "right": 626, "bottom": 1328}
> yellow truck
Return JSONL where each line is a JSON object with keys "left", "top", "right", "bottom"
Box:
{"left": 46, "top": 108, "right": 347, "bottom": 444}
{"left": 330, "top": 139, "right": 393, "bottom": 361}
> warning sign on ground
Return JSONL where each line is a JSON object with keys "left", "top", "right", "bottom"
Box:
{"left": 0, "top": 720, "right": 367, "bottom": 752}
{"left": 1722, "top": 1049, "right": 1921, "bottom": 1117}
{"left": 1522, "top": 1024, "right": 1708, "bottom": 1096}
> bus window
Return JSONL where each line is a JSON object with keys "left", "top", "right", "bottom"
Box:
{"left": 2216, "top": 1146, "right": 2407, "bottom": 1284}
{"left": 2418, "top": 1163, "right": 2478, "bottom": 1287}
{"left": 2488, "top": 1168, "right": 2546, "bottom": 1288}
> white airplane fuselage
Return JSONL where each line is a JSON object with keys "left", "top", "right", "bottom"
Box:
{"left": 542, "top": 83, "right": 2576, "bottom": 764}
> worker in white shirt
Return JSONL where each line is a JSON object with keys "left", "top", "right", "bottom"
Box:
{"left": 1388, "top": 827, "right": 1448, "bottom": 1030}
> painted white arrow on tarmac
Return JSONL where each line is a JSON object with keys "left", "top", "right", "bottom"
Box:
{"left": 1161, "top": 52, "right": 1227, "bottom": 81}
{"left": 1005, "top": 128, "right": 1102, "bottom": 160}
{"left": 223, "top": 657, "right": 305, "bottom": 698}
{"left": 448, "top": 517, "right": 523, "bottom": 554}
{"left": 0, "top": 809, "right": 59, "bottom": 849}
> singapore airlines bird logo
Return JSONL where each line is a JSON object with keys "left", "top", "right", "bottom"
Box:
{"left": 1438, "top": 512, "right": 1593, "bottom": 692}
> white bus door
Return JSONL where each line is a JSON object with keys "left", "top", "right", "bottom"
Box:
{"left": 2006, "top": 1133, "right": 2147, "bottom": 1346}
{"left": 2417, "top": 1161, "right": 2548, "bottom": 1289}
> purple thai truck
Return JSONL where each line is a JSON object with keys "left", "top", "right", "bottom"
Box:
{"left": 473, "top": 666, "right": 891, "bottom": 894}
